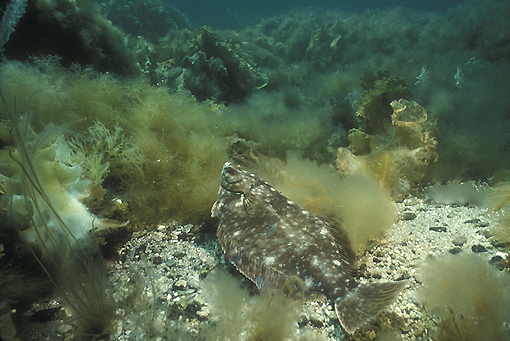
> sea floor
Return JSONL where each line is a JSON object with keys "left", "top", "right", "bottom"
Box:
{"left": 104, "top": 196, "right": 507, "bottom": 341}
{"left": 15, "top": 196, "right": 509, "bottom": 340}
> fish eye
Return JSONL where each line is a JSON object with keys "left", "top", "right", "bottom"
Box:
{"left": 226, "top": 165, "right": 236, "bottom": 174}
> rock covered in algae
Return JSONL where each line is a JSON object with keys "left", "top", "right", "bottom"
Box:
{"left": 0, "top": 128, "right": 118, "bottom": 259}
{"left": 356, "top": 71, "right": 412, "bottom": 136}
{"left": 2, "top": 0, "right": 132, "bottom": 75}
{"left": 104, "top": 0, "right": 192, "bottom": 43}
{"left": 337, "top": 99, "right": 438, "bottom": 199}
{"left": 305, "top": 20, "right": 348, "bottom": 68}
{"left": 139, "top": 26, "right": 268, "bottom": 103}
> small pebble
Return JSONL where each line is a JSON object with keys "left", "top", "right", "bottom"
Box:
{"left": 489, "top": 256, "right": 504, "bottom": 271}
{"left": 471, "top": 244, "right": 487, "bottom": 253}
{"left": 452, "top": 235, "right": 467, "bottom": 246}
{"left": 401, "top": 212, "right": 417, "bottom": 221}
{"left": 173, "top": 279, "right": 188, "bottom": 290}
{"left": 196, "top": 309, "right": 210, "bottom": 321}
{"left": 449, "top": 247, "right": 462, "bottom": 255}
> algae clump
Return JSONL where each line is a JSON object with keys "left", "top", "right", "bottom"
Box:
{"left": 416, "top": 252, "right": 510, "bottom": 341}
{"left": 200, "top": 269, "right": 327, "bottom": 341}
{"left": 0, "top": 60, "right": 232, "bottom": 222}
{"left": 488, "top": 180, "right": 510, "bottom": 246}
{"left": 0, "top": 87, "right": 116, "bottom": 338}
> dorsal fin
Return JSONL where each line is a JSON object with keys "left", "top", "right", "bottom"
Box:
{"left": 321, "top": 216, "right": 358, "bottom": 278}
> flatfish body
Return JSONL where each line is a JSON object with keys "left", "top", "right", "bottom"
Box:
{"left": 211, "top": 162, "right": 406, "bottom": 333}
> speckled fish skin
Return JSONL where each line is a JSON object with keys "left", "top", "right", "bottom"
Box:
{"left": 211, "top": 162, "right": 407, "bottom": 333}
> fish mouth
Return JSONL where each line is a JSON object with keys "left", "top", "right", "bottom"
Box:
{"left": 220, "top": 162, "right": 243, "bottom": 191}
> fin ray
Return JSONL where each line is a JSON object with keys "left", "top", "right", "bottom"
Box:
{"left": 335, "top": 280, "right": 408, "bottom": 333}
{"left": 322, "top": 216, "right": 358, "bottom": 278}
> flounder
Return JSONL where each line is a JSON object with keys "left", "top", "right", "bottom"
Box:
{"left": 211, "top": 162, "right": 407, "bottom": 333}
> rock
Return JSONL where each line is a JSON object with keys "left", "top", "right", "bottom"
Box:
{"left": 336, "top": 99, "right": 437, "bottom": 200}
{"left": 152, "top": 255, "right": 163, "bottom": 265}
{"left": 471, "top": 244, "right": 487, "bottom": 253}
{"left": 452, "top": 235, "right": 467, "bottom": 246}
{"left": 401, "top": 212, "right": 417, "bottom": 221}
{"left": 489, "top": 256, "right": 504, "bottom": 271}
{"left": 196, "top": 309, "right": 210, "bottom": 321}
{"left": 449, "top": 247, "right": 462, "bottom": 255}
{"left": 173, "top": 279, "right": 187, "bottom": 290}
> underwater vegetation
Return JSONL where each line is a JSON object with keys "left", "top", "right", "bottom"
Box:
{"left": 305, "top": 20, "right": 347, "bottom": 69}
{"left": 0, "top": 0, "right": 27, "bottom": 55}
{"left": 337, "top": 99, "right": 437, "bottom": 199}
{"left": 0, "top": 87, "right": 116, "bottom": 339}
{"left": 356, "top": 71, "right": 412, "bottom": 137}
{"left": 0, "top": 58, "right": 354, "bottom": 222}
{"left": 489, "top": 180, "right": 510, "bottom": 212}
{"left": 250, "top": 152, "right": 397, "bottom": 253}
{"left": 118, "top": 0, "right": 510, "bottom": 182}
{"left": 0, "top": 0, "right": 509, "bottom": 338}
{"left": 416, "top": 252, "right": 510, "bottom": 341}
{"left": 137, "top": 25, "right": 268, "bottom": 103}
{"left": 451, "top": 0, "right": 510, "bottom": 63}
{"left": 0, "top": 59, "right": 233, "bottom": 222}
{"left": 199, "top": 269, "right": 321, "bottom": 341}
{"left": 103, "top": 0, "right": 192, "bottom": 44}
{"left": 3, "top": 0, "right": 508, "bottom": 181}
{"left": 488, "top": 180, "right": 510, "bottom": 246}
{"left": 2, "top": 0, "right": 131, "bottom": 74}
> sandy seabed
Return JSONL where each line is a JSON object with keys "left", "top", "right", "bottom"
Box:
{"left": 100, "top": 195, "right": 507, "bottom": 341}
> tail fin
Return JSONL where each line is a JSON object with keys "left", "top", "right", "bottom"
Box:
{"left": 335, "top": 280, "right": 408, "bottom": 333}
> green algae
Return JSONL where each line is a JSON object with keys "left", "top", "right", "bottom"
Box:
{"left": 417, "top": 252, "right": 510, "bottom": 341}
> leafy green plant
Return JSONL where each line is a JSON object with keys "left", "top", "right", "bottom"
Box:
{"left": 68, "top": 121, "right": 143, "bottom": 186}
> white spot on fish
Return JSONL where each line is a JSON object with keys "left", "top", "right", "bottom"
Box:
{"left": 311, "top": 255, "right": 319, "bottom": 267}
